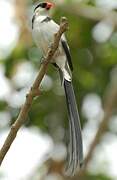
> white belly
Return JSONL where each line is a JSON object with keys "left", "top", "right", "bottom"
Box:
{"left": 32, "top": 16, "right": 63, "bottom": 56}
{"left": 32, "top": 24, "right": 50, "bottom": 54}
{"left": 32, "top": 15, "right": 72, "bottom": 81}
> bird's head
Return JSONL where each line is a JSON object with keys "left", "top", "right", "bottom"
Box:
{"left": 34, "top": 2, "right": 54, "bottom": 15}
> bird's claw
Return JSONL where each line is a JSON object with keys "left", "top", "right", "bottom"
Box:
{"left": 40, "top": 56, "right": 46, "bottom": 64}
{"left": 48, "top": 44, "right": 51, "bottom": 49}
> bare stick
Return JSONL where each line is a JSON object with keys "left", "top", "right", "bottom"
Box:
{"left": 59, "top": 3, "right": 117, "bottom": 26}
{"left": 75, "top": 84, "right": 117, "bottom": 179}
{"left": 83, "top": 86, "right": 117, "bottom": 169}
{"left": 0, "top": 17, "right": 68, "bottom": 166}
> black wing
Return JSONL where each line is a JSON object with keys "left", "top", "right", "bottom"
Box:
{"left": 41, "top": 16, "right": 51, "bottom": 23}
{"left": 61, "top": 40, "right": 73, "bottom": 71}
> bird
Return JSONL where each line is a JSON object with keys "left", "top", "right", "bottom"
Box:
{"left": 32, "top": 1, "right": 83, "bottom": 176}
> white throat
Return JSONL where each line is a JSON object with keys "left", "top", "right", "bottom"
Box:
{"left": 35, "top": 8, "right": 49, "bottom": 16}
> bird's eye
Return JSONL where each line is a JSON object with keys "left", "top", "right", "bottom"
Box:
{"left": 34, "top": 2, "right": 47, "bottom": 12}
{"left": 41, "top": 3, "right": 47, "bottom": 8}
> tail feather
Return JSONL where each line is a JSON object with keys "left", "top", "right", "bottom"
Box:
{"left": 64, "top": 79, "right": 83, "bottom": 176}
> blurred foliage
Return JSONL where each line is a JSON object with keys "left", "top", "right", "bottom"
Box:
{"left": 79, "top": 173, "right": 112, "bottom": 180}
{"left": 0, "top": 0, "right": 117, "bottom": 179}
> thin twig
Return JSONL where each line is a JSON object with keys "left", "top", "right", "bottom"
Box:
{"left": 59, "top": 3, "right": 117, "bottom": 27}
{"left": 76, "top": 84, "right": 117, "bottom": 178}
{"left": 84, "top": 86, "right": 117, "bottom": 168}
{"left": 0, "top": 17, "right": 68, "bottom": 166}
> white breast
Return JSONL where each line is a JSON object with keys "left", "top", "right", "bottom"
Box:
{"left": 32, "top": 16, "right": 60, "bottom": 55}
{"left": 32, "top": 15, "right": 72, "bottom": 81}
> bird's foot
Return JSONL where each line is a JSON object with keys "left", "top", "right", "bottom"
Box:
{"left": 48, "top": 44, "right": 51, "bottom": 49}
{"left": 40, "top": 56, "right": 46, "bottom": 64}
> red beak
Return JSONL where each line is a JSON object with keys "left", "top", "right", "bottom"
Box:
{"left": 46, "top": 2, "right": 54, "bottom": 9}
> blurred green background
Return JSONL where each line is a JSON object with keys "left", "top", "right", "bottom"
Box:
{"left": 0, "top": 0, "right": 117, "bottom": 179}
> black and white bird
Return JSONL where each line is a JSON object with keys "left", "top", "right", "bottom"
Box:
{"left": 32, "top": 1, "right": 83, "bottom": 176}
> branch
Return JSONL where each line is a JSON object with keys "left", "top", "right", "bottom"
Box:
{"left": 14, "top": 0, "right": 31, "bottom": 44}
{"left": 59, "top": 3, "right": 117, "bottom": 27}
{"left": 76, "top": 83, "right": 117, "bottom": 178}
{"left": 85, "top": 89, "right": 117, "bottom": 165}
{"left": 0, "top": 17, "right": 68, "bottom": 166}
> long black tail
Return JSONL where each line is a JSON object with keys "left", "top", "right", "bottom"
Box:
{"left": 64, "top": 79, "right": 83, "bottom": 176}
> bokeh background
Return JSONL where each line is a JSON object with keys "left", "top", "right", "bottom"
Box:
{"left": 0, "top": 0, "right": 117, "bottom": 179}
